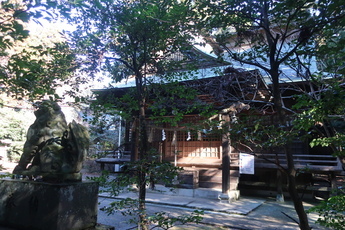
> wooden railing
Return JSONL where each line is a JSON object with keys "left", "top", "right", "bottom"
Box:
{"left": 254, "top": 153, "right": 343, "bottom": 172}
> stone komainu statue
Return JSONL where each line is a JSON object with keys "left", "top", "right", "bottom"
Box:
{"left": 12, "top": 100, "right": 89, "bottom": 182}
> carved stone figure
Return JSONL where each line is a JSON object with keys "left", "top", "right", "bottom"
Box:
{"left": 12, "top": 100, "right": 89, "bottom": 182}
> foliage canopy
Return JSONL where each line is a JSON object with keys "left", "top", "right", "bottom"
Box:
{"left": 0, "top": 0, "right": 77, "bottom": 100}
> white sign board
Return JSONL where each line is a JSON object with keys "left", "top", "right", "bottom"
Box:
{"left": 239, "top": 153, "right": 255, "bottom": 174}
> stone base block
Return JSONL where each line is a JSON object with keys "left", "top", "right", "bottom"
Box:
{"left": 218, "top": 190, "right": 240, "bottom": 203}
{"left": 91, "top": 223, "right": 115, "bottom": 230}
{"left": 0, "top": 179, "right": 99, "bottom": 230}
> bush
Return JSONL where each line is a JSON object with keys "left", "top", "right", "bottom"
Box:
{"left": 0, "top": 107, "right": 29, "bottom": 141}
{"left": 6, "top": 142, "right": 23, "bottom": 162}
{"left": 0, "top": 103, "right": 33, "bottom": 162}
{"left": 308, "top": 194, "right": 345, "bottom": 230}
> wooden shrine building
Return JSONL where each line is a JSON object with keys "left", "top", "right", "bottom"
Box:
{"left": 94, "top": 67, "right": 344, "bottom": 199}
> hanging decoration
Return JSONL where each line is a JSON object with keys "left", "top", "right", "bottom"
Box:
{"left": 162, "top": 129, "right": 166, "bottom": 141}
{"left": 148, "top": 128, "right": 153, "bottom": 143}
{"left": 197, "top": 130, "right": 202, "bottom": 141}
{"left": 186, "top": 131, "right": 191, "bottom": 141}
{"left": 172, "top": 130, "right": 177, "bottom": 146}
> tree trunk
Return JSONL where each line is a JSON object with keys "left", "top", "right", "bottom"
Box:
{"left": 222, "top": 114, "right": 231, "bottom": 194}
{"left": 138, "top": 167, "right": 148, "bottom": 230}
{"left": 138, "top": 105, "right": 149, "bottom": 230}
{"left": 136, "top": 74, "right": 149, "bottom": 230}
{"left": 270, "top": 70, "right": 311, "bottom": 230}
{"left": 286, "top": 161, "right": 311, "bottom": 230}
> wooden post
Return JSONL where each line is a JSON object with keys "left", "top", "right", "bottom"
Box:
{"left": 330, "top": 172, "right": 337, "bottom": 196}
{"left": 276, "top": 169, "right": 284, "bottom": 202}
{"left": 124, "top": 120, "right": 130, "bottom": 151}
{"left": 222, "top": 114, "right": 230, "bottom": 194}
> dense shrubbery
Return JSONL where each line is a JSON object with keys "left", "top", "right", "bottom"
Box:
{"left": 308, "top": 193, "right": 345, "bottom": 230}
{"left": 0, "top": 109, "right": 26, "bottom": 141}
{"left": 6, "top": 142, "right": 23, "bottom": 162}
{"left": 0, "top": 103, "right": 33, "bottom": 162}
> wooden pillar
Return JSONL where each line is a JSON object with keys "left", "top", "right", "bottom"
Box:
{"left": 124, "top": 120, "right": 130, "bottom": 151}
{"left": 129, "top": 120, "right": 139, "bottom": 161}
{"left": 276, "top": 169, "right": 284, "bottom": 202}
{"left": 330, "top": 172, "right": 337, "bottom": 196}
{"left": 222, "top": 114, "right": 231, "bottom": 194}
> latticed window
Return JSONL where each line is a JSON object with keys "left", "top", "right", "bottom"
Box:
{"left": 144, "top": 116, "right": 222, "bottom": 159}
{"left": 163, "top": 116, "right": 221, "bottom": 158}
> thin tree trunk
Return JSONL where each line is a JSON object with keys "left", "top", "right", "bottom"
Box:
{"left": 136, "top": 73, "right": 149, "bottom": 229}
{"left": 271, "top": 70, "right": 311, "bottom": 230}
{"left": 138, "top": 107, "right": 149, "bottom": 230}
{"left": 285, "top": 159, "right": 311, "bottom": 230}
{"left": 138, "top": 168, "right": 148, "bottom": 229}
{"left": 222, "top": 114, "right": 231, "bottom": 194}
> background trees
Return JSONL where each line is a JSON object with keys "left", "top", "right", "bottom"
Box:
{"left": 0, "top": 0, "right": 77, "bottom": 101}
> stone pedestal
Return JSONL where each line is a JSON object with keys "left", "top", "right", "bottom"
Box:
{"left": 218, "top": 190, "right": 240, "bottom": 203}
{"left": 0, "top": 179, "right": 99, "bottom": 230}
